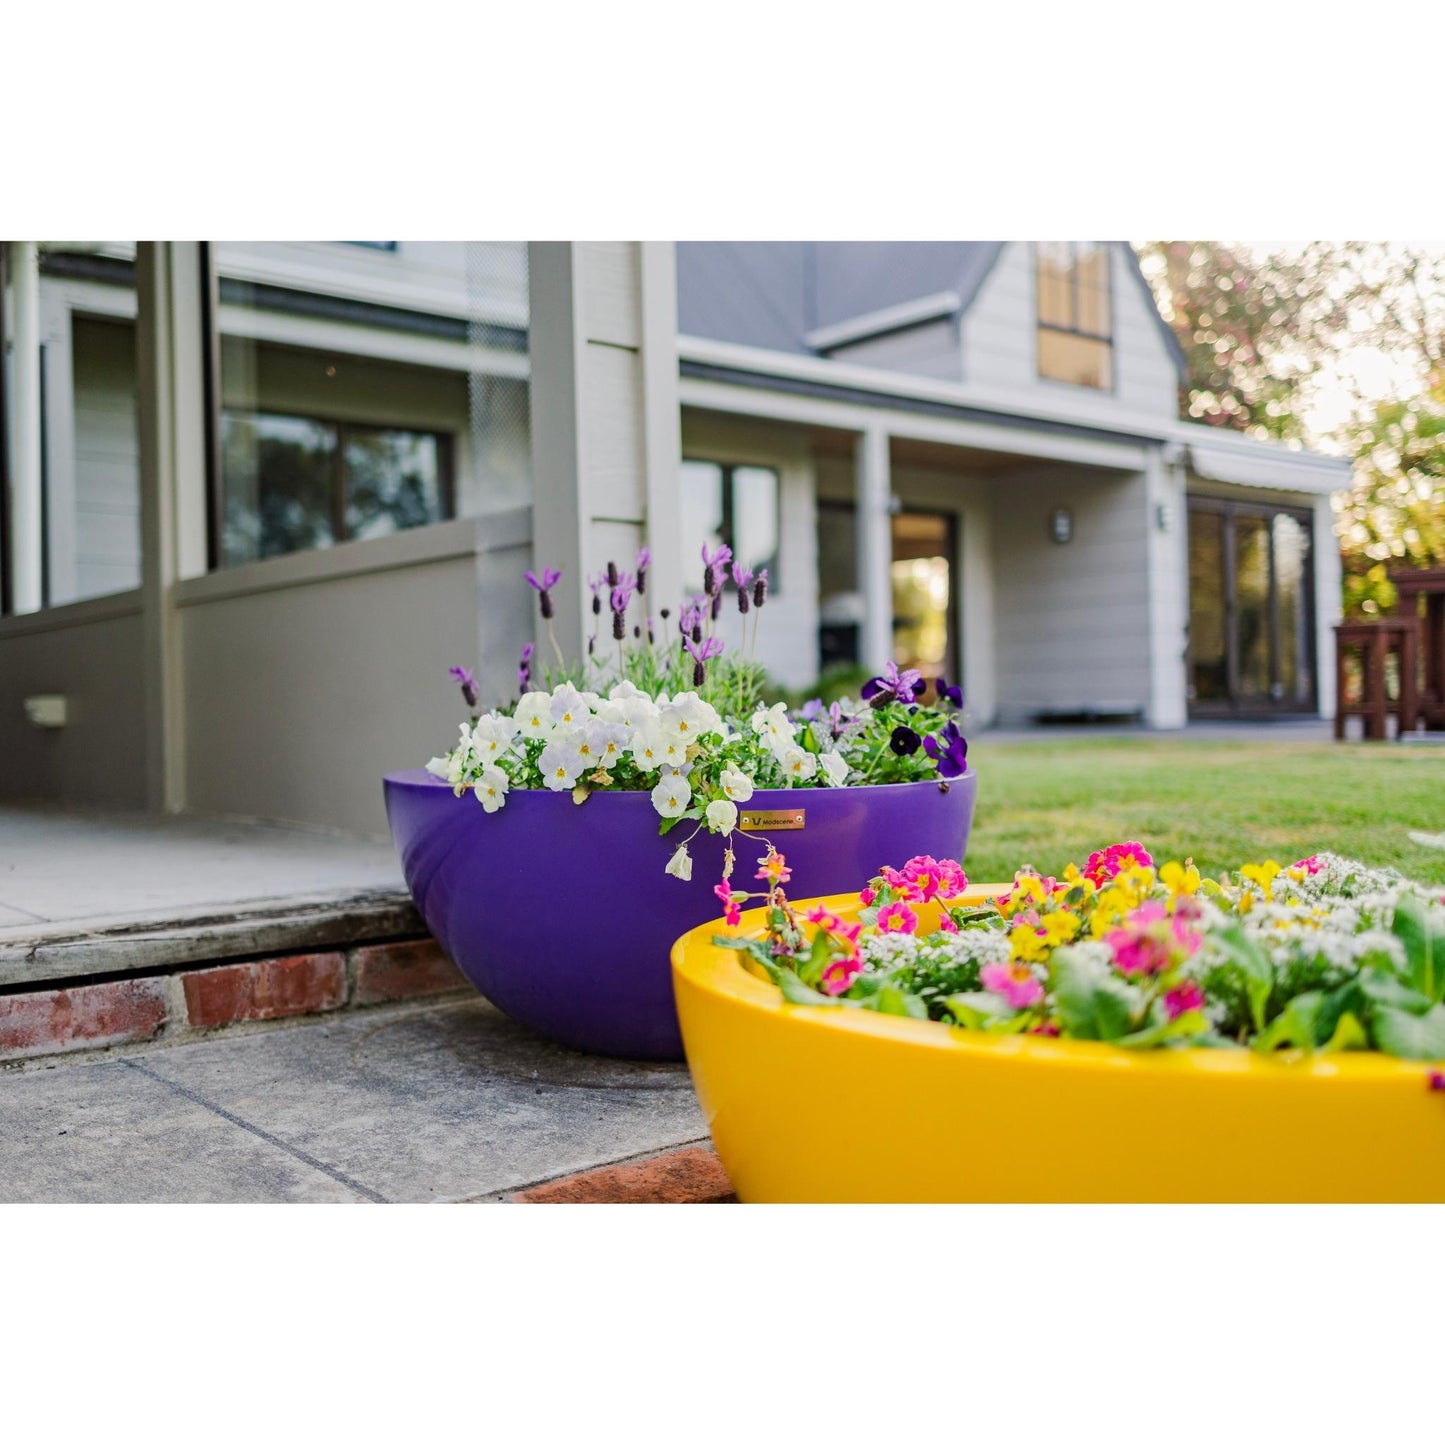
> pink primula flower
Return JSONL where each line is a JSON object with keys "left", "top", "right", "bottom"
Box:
{"left": 879, "top": 866, "right": 923, "bottom": 902}
{"left": 859, "top": 885, "right": 877, "bottom": 907}
{"left": 900, "top": 856, "right": 944, "bottom": 901}
{"left": 1106, "top": 902, "right": 1203, "bottom": 977}
{"left": 713, "top": 881, "right": 743, "bottom": 928}
{"left": 980, "top": 960, "right": 1045, "bottom": 1010}
{"left": 1164, "top": 980, "right": 1207, "bottom": 1020}
{"left": 937, "top": 912, "right": 960, "bottom": 934}
{"left": 1292, "top": 854, "right": 1324, "bottom": 875}
{"left": 1085, "top": 841, "right": 1155, "bottom": 886}
{"left": 876, "top": 900, "right": 919, "bottom": 934}
{"left": 820, "top": 954, "right": 863, "bottom": 996}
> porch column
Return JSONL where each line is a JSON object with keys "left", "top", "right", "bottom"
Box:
{"left": 6, "top": 242, "right": 43, "bottom": 614}
{"left": 526, "top": 242, "right": 682, "bottom": 660}
{"left": 855, "top": 426, "right": 893, "bottom": 671}
{"left": 135, "top": 242, "right": 209, "bottom": 813}
{"left": 1313, "top": 491, "right": 1343, "bottom": 721}
{"left": 1144, "top": 444, "right": 1189, "bottom": 728}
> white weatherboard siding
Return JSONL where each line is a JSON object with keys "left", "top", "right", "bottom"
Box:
{"left": 961, "top": 243, "right": 1179, "bottom": 421}
{"left": 991, "top": 469, "right": 1153, "bottom": 723}
{"left": 680, "top": 412, "right": 818, "bottom": 690}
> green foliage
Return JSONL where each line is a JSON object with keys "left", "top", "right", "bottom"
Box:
{"left": 1049, "top": 948, "right": 1141, "bottom": 1041}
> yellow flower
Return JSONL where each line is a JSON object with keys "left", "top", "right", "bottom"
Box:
{"left": 1009, "top": 924, "right": 1050, "bottom": 963}
{"left": 1039, "top": 910, "right": 1081, "bottom": 947}
{"left": 1160, "top": 860, "right": 1200, "bottom": 897}
{"left": 1240, "top": 861, "right": 1281, "bottom": 896}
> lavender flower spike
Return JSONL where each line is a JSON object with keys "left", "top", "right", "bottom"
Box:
{"left": 448, "top": 665, "right": 480, "bottom": 709}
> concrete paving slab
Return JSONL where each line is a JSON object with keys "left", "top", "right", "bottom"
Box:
{"left": 0, "top": 805, "right": 404, "bottom": 926}
{"left": 18, "top": 997, "right": 707, "bottom": 1203}
{"left": 0, "top": 1056, "right": 361, "bottom": 1202}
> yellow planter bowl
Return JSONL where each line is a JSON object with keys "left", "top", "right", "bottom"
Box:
{"left": 672, "top": 888, "right": 1445, "bottom": 1202}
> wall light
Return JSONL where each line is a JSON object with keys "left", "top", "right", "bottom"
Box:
{"left": 1049, "top": 507, "right": 1073, "bottom": 544}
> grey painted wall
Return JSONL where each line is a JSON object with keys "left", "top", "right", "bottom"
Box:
{"left": 991, "top": 469, "right": 1153, "bottom": 721}
{"left": 0, "top": 594, "right": 147, "bottom": 807}
{"left": 179, "top": 517, "right": 532, "bottom": 837}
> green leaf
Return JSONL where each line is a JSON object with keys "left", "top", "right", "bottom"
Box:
{"left": 1114, "top": 1010, "right": 1211, "bottom": 1049}
{"left": 795, "top": 933, "right": 832, "bottom": 990}
{"left": 751, "top": 953, "right": 849, "bottom": 1009}
{"left": 1358, "top": 968, "right": 1432, "bottom": 1015}
{"left": 658, "top": 814, "right": 686, "bottom": 836}
{"left": 1324, "top": 1012, "right": 1370, "bottom": 1053}
{"left": 1209, "top": 924, "right": 1274, "bottom": 1033}
{"left": 1373, "top": 1004, "right": 1445, "bottom": 1060}
{"left": 1254, "top": 992, "right": 1324, "bottom": 1053}
{"left": 1050, "top": 948, "right": 1139, "bottom": 1041}
{"left": 1393, "top": 894, "right": 1438, "bottom": 1001}
{"left": 943, "top": 991, "right": 1016, "bottom": 1029}
{"left": 869, "top": 986, "right": 929, "bottom": 1019}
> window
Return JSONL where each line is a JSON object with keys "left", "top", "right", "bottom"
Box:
{"left": 207, "top": 241, "right": 531, "bottom": 570}
{"left": 220, "top": 409, "right": 451, "bottom": 565}
{"left": 1035, "top": 242, "right": 1113, "bottom": 389}
{"left": 679, "top": 459, "right": 780, "bottom": 585}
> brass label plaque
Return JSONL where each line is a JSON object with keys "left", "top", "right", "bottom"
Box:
{"left": 739, "top": 809, "right": 806, "bottom": 832}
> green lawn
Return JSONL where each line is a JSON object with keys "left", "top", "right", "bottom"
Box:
{"left": 962, "top": 738, "right": 1445, "bottom": 887}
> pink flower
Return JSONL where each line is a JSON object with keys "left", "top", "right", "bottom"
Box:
{"left": 1085, "top": 841, "right": 1155, "bottom": 885}
{"left": 1106, "top": 902, "right": 1202, "bottom": 977}
{"left": 755, "top": 851, "right": 792, "bottom": 885}
{"left": 876, "top": 901, "right": 919, "bottom": 935}
{"left": 859, "top": 885, "right": 877, "bottom": 907}
{"left": 1292, "top": 855, "right": 1324, "bottom": 875}
{"left": 879, "top": 866, "right": 923, "bottom": 902}
{"left": 937, "top": 911, "right": 960, "bottom": 934}
{"left": 820, "top": 954, "right": 863, "bottom": 996}
{"left": 935, "top": 859, "right": 969, "bottom": 899}
{"left": 1164, "top": 980, "right": 1207, "bottom": 1020}
{"left": 901, "top": 856, "right": 944, "bottom": 901}
{"left": 1028, "top": 1019, "right": 1060, "bottom": 1037}
{"left": 980, "top": 960, "right": 1045, "bottom": 1010}
{"left": 713, "top": 881, "right": 742, "bottom": 928}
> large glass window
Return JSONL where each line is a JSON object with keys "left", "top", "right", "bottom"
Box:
{"left": 1035, "top": 242, "right": 1113, "bottom": 389}
{"left": 2, "top": 242, "right": 142, "bottom": 613}
{"left": 678, "top": 458, "right": 780, "bottom": 585}
{"left": 210, "top": 241, "right": 529, "bottom": 569}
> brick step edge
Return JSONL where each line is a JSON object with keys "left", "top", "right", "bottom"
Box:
{"left": 0, "top": 939, "right": 468, "bottom": 1065}
{"left": 509, "top": 1145, "right": 738, "bottom": 1204}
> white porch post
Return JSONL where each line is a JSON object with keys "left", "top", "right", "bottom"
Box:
{"left": 6, "top": 242, "right": 43, "bottom": 614}
{"left": 135, "top": 242, "right": 209, "bottom": 813}
{"left": 1314, "top": 491, "right": 1343, "bottom": 721}
{"left": 1144, "top": 444, "right": 1189, "bottom": 728}
{"left": 855, "top": 425, "right": 893, "bottom": 671}
{"left": 526, "top": 242, "right": 682, "bottom": 662}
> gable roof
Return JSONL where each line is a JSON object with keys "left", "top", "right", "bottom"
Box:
{"left": 675, "top": 241, "right": 1188, "bottom": 381}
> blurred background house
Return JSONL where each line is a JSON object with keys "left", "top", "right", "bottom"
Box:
{"left": 0, "top": 241, "right": 1350, "bottom": 834}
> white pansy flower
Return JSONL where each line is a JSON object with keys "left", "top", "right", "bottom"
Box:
{"left": 609, "top": 680, "right": 645, "bottom": 702}
{"left": 720, "top": 766, "right": 755, "bottom": 803}
{"left": 779, "top": 746, "right": 818, "bottom": 784}
{"left": 539, "top": 740, "right": 585, "bottom": 791}
{"left": 425, "top": 756, "right": 452, "bottom": 780}
{"left": 751, "top": 701, "right": 795, "bottom": 753}
{"left": 819, "top": 751, "right": 850, "bottom": 787}
{"left": 473, "top": 765, "right": 510, "bottom": 814}
{"left": 628, "top": 725, "right": 666, "bottom": 773}
{"left": 664, "top": 842, "right": 693, "bottom": 882}
{"left": 651, "top": 771, "right": 693, "bottom": 818}
{"left": 586, "top": 721, "right": 628, "bottom": 769}
{"left": 470, "top": 714, "right": 519, "bottom": 763}
{"left": 655, "top": 732, "right": 690, "bottom": 771}
{"left": 550, "top": 684, "right": 591, "bottom": 729}
{"left": 515, "top": 691, "right": 556, "bottom": 742}
{"left": 705, "top": 799, "right": 738, "bottom": 836}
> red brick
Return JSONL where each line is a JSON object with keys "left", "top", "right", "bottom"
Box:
{"left": 352, "top": 938, "right": 466, "bottom": 1005}
{"left": 0, "top": 978, "right": 169, "bottom": 1061}
{"left": 513, "top": 1146, "right": 736, "bottom": 1204}
{"left": 183, "top": 952, "right": 345, "bottom": 1029}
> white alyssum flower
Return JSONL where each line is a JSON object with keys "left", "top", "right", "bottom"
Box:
{"left": 514, "top": 691, "right": 556, "bottom": 743}
{"left": 705, "top": 799, "right": 739, "bottom": 836}
{"left": 778, "top": 746, "right": 818, "bottom": 784}
{"left": 665, "top": 842, "right": 694, "bottom": 881}
{"left": 538, "top": 739, "right": 585, "bottom": 791}
{"left": 818, "top": 751, "right": 850, "bottom": 787}
{"left": 719, "top": 766, "right": 755, "bottom": 803}
{"left": 473, "top": 765, "right": 510, "bottom": 813}
{"left": 651, "top": 771, "right": 693, "bottom": 818}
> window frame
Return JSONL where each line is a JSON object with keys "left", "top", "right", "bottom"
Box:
{"left": 1033, "top": 241, "right": 1116, "bottom": 392}
{"left": 216, "top": 402, "right": 456, "bottom": 568}
{"left": 679, "top": 455, "right": 782, "bottom": 591}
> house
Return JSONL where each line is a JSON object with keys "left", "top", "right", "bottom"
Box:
{"left": 0, "top": 241, "right": 1349, "bottom": 835}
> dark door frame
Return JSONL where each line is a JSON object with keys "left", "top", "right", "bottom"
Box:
{"left": 1187, "top": 494, "right": 1318, "bottom": 717}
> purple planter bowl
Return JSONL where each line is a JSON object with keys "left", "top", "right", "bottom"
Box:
{"left": 383, "top": 769, "right": 977, "bottom": 1060}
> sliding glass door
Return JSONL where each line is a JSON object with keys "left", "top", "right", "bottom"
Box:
{"left": 1187, "top": 497, "right": 1315, "bottom": 715}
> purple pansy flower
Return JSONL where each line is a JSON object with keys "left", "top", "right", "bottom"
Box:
{"left": 862, "top": 660, "right": 925, "bottom": 706}
{"left": 922, "top": 721, "right": 969, "bottom": 778}
{"left": 889, "top": 725, "right": 921, "bottom": 756}
{"left": 934, "top": 676, "right": 964, "bottom": 709}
